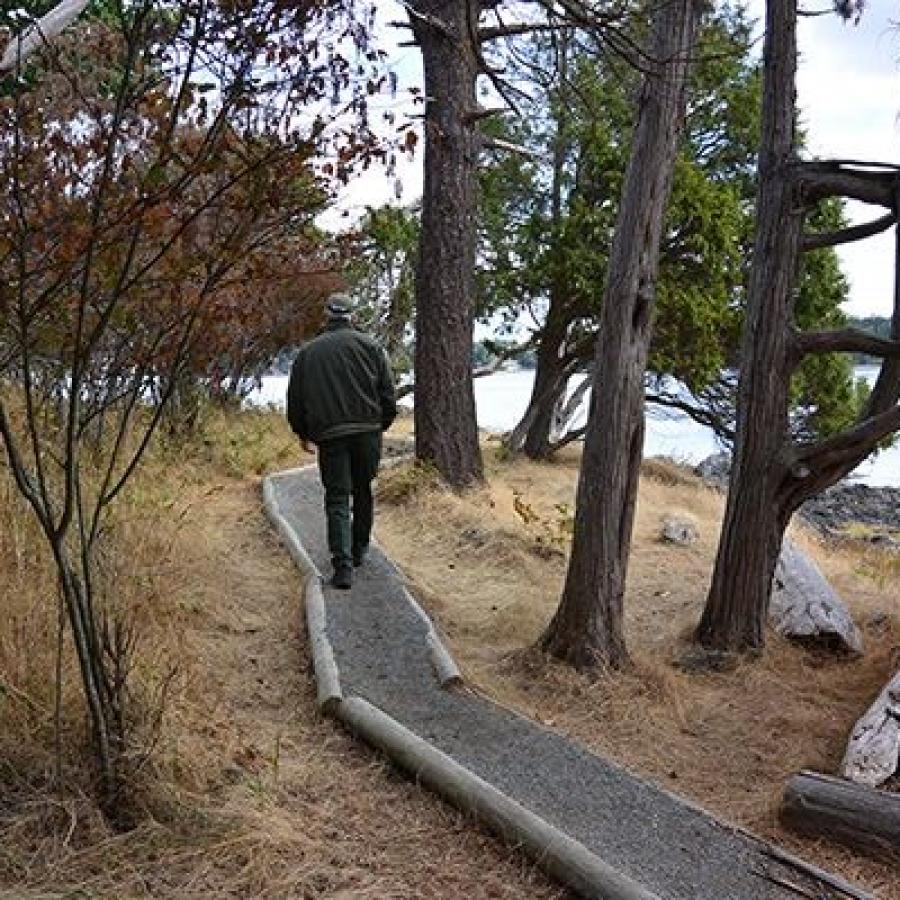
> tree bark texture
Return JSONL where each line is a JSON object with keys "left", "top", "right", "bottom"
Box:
{"left": 781, "top": 771, "right": 900, "bottom": 860}
{"left": 522, "top": 47, "right": 572, "bottom": 462}
{"left": 410, "top": 0, "right": 484, "bottom": 488}
{"left": 541, "top": 0, "right": 700, "bottom": 670}
{"left": 695, "top": 0, "right": 801, "bottom": 651}
{"left": 52, "top": 539, "right": 124, "bottom": 816}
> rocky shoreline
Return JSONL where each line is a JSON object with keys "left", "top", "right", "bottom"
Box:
{"left": 692, "top": 453, "right": 900, "bottom": 546}
{"left": 800, "top": 483, "right": 900, "bottom": 541}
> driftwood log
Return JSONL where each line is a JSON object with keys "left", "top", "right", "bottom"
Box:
{"left": 840, "top": 668, "right": 900, "bottom": 786}
{"left": 782, "top": 770, "right": 900, "bottom": 858}
{"left": 0, "top": 0, "right": 90, "bottom": 72}
{"left": 769, "top": 538, "right": 864, "bottom": 654}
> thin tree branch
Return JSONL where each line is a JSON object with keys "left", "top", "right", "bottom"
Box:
{"left": 478, "top": 22, "right": 559, "bottom": 41}
{"left": 481, "top": 136, "right": 539, "bottom": 157}
{"left": 645, "top": 390, "right": 735, "bottom": 442}
{"left": 549, "top": 424, "right": 586, "bottom": 451}
{"left": 463, "top": 105, "right": 506, "bottom": 124}
{"left": 0, "top": 402, "right": 45, "bottom": 518}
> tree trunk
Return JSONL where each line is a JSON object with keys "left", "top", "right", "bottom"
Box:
{"left": 410, "top": 1, "right": 483, "bottom": 488}
{"left": 522, "top": 40, "right": 572, "bottom": 463}
{"left": 695, "top": 0, "right": 801, "bottom": 650}
{"left": 540, "top": 0, "right": 700, "bottom": 670}
{"left": 52, "top": 541, "right": 123, "bottom": 815}
{"left": 522, "top": 351, "right": 568, "bottom": 459}
{"left": 507, "top": 306, "right": 573, "bottom": 459}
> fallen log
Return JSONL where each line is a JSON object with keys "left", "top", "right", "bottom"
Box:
{"left": 840, "top": 668, "right": 900, "bottom": 786}
{"left": 781, "top": 770, "right": 900, "bottom": 859}
{"left": 769, "top": 538, "right": 864, "bottom": 654}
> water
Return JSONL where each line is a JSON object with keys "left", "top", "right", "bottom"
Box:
{"left": 253, "top": 367, "right": 899, "bottom": 488}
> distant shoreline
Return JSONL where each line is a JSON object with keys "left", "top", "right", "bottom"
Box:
{"left": 250, "top": 368, "right": 899, "bottom": 489}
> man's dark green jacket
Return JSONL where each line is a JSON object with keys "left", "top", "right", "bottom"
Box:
{"left": 286, "top": 321, "right": 397, "bottom": 443}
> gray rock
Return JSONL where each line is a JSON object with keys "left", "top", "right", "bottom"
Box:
{"left": 660, "top": 515, "right": 700, "bottom": 546}
{"left": 801, "top": 482, "right": 900, "bottom": 536}
{"left": 693, "top": 452, "right": 731, "bottom": 489}
{"left": 770, "top": 538, "right": 864, "bottom": 655}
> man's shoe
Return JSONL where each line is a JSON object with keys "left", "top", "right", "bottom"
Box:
{"left": 330, "top": 565, "right": 352, "bottom": 590}
{"left": 352, "top": 545, "right": 368, "bottom": 567}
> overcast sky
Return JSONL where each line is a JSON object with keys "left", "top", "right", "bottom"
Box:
{"left": 330, "top": 1, "right": 900, "bottom": 318}
{"left": 791, "top": 2, "right": 900, "bottom": 317}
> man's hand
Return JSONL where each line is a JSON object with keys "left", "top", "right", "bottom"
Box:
{"left": 300, "top": 439, "right": 313, "bottom": 455}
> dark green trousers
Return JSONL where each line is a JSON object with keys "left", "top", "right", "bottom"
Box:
{"left": 317, "top": 431, "right": 382, "bottom": 569}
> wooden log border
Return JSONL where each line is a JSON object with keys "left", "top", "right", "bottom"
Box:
{"left": 782, "top": 769, "right": 900, "bottom": 861}
{"left": 263, "top": 468, "right": 341, "bottom": 710}
{"left": 335, "top": 695, "right": 660, "bottom": 900}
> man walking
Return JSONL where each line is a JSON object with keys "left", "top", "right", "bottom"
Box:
{"left": 286, "top": 294, "right": 397, "bottom": 590}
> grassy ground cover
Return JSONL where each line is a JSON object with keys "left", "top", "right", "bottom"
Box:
{"left": 5, "top": 401, "right": 897, "bottom": 897}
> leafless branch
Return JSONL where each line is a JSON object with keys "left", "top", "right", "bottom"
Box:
{"left": 479, "top": 22, "right": 560, "bottom": 41}
{"left": 481, "top": 136, "right": 538, "bottom": 157}
{"left": 798, "top": 161, "right": 898, "bottom": 208}
{"left": 795, "top": 403, "right": 900, "bottom": 472}
{"left": 463, "top": 105, "right": 506, "bottom": 124}
{"left": 646, "top": 390, "right": 735, "bottom": 442}
{"left": 549, "top": 424, "right": 586, "bottom": 451}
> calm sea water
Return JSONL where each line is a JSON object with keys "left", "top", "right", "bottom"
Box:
{"left": 252, "top": 366, "right": 899, "bottom": 488}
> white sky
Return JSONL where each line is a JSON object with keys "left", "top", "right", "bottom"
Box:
{"left": 328, "top": 1, "right": 900, "bottom": 318}
{"left": 792, "top": 1, "right": 900, "bottom": 316}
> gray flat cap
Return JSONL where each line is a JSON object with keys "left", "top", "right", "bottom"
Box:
{"left": 325, "top": 292, "right": 353, "bottom": 319}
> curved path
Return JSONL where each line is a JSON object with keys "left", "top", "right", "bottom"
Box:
{"left": 264, "top": 464, "right": 870, "bottom": 900}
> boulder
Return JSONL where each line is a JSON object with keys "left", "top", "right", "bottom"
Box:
{"left": 801, "top": 482, "right": 900, "bottom": 535}
{"left": 660, "top": 515, "right": 700, "bottom": 546}
{"left": 693, "top": 452, "right": 731, "bottom": 489}
{"left": 770, "top": 538, "right": 863, "bottom": 654}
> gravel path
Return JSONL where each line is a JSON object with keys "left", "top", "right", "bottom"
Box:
{"left": 269, "top": 466, "right": 869, "bottom": 900}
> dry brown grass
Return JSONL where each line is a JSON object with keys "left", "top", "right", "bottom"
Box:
{"left": 0, "top": 409, "right": 562, "bottom": 899}
{"left": 375, "top": 447, "right": 900, "bottom": 898}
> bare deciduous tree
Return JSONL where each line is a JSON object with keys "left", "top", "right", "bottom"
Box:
{"left": 0, "top": 0, "right": 370, "bottom": 817}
